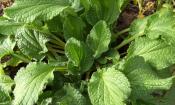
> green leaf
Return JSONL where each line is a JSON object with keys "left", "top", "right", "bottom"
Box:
{"left": 63, "top": 15, "right": 86, "bottom": 41}
{"left": 86, "top": 0, "right": 128, "bottom": 25}
{"left": 0, "top": 19, "right": 24, "bottom": 35}
{"left": 0, "top": 89, "right": 11, "bottom": 105}
{"left": 80, "top": 0, "right": 90, "bottom": 12}
{"left": 0, "top": 36, "right": 16, "bottom": 59}
{"left": 52, "top": 85, "right": 87, "bottom": 105}
{"left": 16, "top": 28, "right": 49, "bottom": 60}
{"left": 13, "top": 62, "right": 55, "bottom": 105}
{"left": 4, "top": 0, "right": 71, "bottom": 22}
{"left": 88, "top": 67, "right": 131, "bottom": 105}
{"left": 127, "top": 37, "right": 175, "bottom": 70}
{"left": 47, "top": 15, "right": 63, "bottom": 33}
{"left": 130, "top": 5, "right": 175, "bottom": 46}
{"left": 65, "top": 38, "right": 94, "bottom": 74}
{"left": 86, "top": 21, "right": 111, "bottom": 58}
{"left": 0, "top": 75, "right": 14, "bottom": 92}
{"left": 124, "top": 56, "right": 174, "bottom": 101}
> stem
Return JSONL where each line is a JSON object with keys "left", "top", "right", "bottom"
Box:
{"left": 47, "top": 43, "right": 64, "bottom": 50}
{"left": 113, "top": 28, "right": 130, "bottom": 38}
{"left": 115, "top": 34, "right": 144, "bottom": 50}
{"left": 50, "top": 34, "right": 65, "bottom": 47}
{"left": 48, "top": 47, "right": 65, "bottom": 54}
{"left": 55, "top": 66, "right": 67, "bottom": 72}
{"left": 12, "top": 53, "right": 31, "bottom": 63}
{"left": 50, "top": 39, "right": 65, "bottom": 48}
{"left": 138, "top": 0, "right": 143, "bottom": 13}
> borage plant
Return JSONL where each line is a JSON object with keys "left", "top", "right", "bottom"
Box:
{"left": 0, "top": 0, "right": 175, "bottom": 105}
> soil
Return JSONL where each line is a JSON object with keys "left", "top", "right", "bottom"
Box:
{"left": 0, "top": 0, "right": 13, "bottom": 16}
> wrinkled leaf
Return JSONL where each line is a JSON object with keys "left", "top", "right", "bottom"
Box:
{"left": 0, "top": 36, "right": 15, "bottom": 59}
{"left": 86, "top": 0, "right": 128, "bottom": 25}
{"left": 88, "top": 67, "right": 131, "bottom": 105}
{"left": 16, "top": 28, "right": 49, "bottom": 60}
{"left": 127, "top": 37, "right": 175, "bottom": 70}
{"left": 4, "top": 0, "right": 71, "bottom": 22}
{"left": 13, "top": 62, "right": 55, "bottom": 105}
{"left": 130, "top": 5, "right": 175, "bottom": 46}
{"left": 65, "top": 38, "right": 93, "bottom": 74}
{"left": 124, "top": 56, "right": 174, "bottom": 101}
{"left": 52, "top": 85, "right": 87, "bottom": 105}
{"left": 86, "top": 21, "right": 111, "bottom": 58}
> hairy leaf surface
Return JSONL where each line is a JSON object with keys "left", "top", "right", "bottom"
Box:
{"left": 88, "top": 67, "right": 131, "bottom": 105}
{"left": 127, "top": 37, "right": 175, "bottom": 69}
{"left": 4, "top": 0, "right": 71, "bottom": 22}
{"left": 16, "top": 28, "right": 49, "bottom": 60}
{"left": 13, "top": 62, "right": 55, "bottom": 105}
{"left": 86, "top": 21, "right": 111, "bottom": 58}
{"left": 0, "top": 36, "right": 15, "bottom": 59}
{"left": 65, "top": 38, "right": 93, "bottom": 74}
{"left": 86, "top": 0, "right": 128, "bottom": 25}
{"left": 130, "top": 6, "right": 175, "bottom": 46}
{"left": 52, "top": 85, "right": 87, "bottom": 105}
{"left": 124, "top": 56, "right": 174, "bottom": 101}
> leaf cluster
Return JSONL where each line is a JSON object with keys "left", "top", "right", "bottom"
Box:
{"left": 0, "top": 0, "right": 175, "bottom": 105}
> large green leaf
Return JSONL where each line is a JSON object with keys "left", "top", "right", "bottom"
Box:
{"left": 16, "top": 28, "right": 49, "bottom": 60}
{"left": 127, "top": 37, "right": 175, "bottom": 70}
{"left": 124, "top": 56, "right": 174, "bottom": 101}
{"left": 88, "top": 67, "right": 131, "bottom": 105}
{"left": 13, "top": 62, "right": 55, "bottom": 105}
{"left": 65, "top": 38, "right": 94, "bottom": 74}
{"left": 0, "top": 89, "right": 11, "bottom": 105}
{"left": 4, "top": 0, "right": 71, "bottom": 22}
{"left": 0, "top": 36, "right": 16, "bottom": 59}
{"left": 0, "top": 19, "right": 24, "bottom": 35}
{"left": 63, "top": 15, "right": 86, "bottom": 41}
{"left": 130, "top": 5, "right": 175, "bottom": 46}
{"left": 52, "top": 85, "right": 88, "bottom": 105}
{"left": 86, "top": 21, "right": 111, "bottom": 58}
{"left": 86, "top": 0, "right": 128, "bottom": 25}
